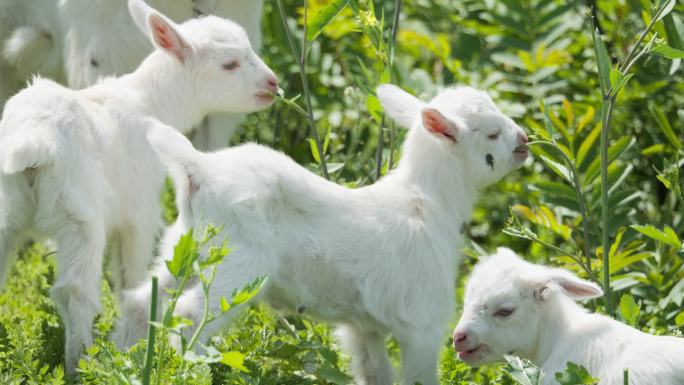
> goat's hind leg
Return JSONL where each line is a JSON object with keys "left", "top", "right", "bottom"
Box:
{"left": 50, "top": 217, "right": 106, "bottom": 375}
{"left": 396, "top": 327, "right": 443, "bottom": 385}
{"left": 336, "top": 324, "right": 394, "bottom": 385}
{"left": 0, "top": 173, "right": 33, "bottom": 290}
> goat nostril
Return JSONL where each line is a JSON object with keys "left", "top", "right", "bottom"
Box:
{"left": 267, "top": 77, "right": 278, "bottom": 90}
{"left": 454, "top": 331, "right": 467, "bottom": 343}
{"left": 519, "top": 133, "right": 529, "bottom": 144}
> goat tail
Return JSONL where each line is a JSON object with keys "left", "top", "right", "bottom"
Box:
{"left": 2, "top": 26, "right": 59, "bottom": 78}
{"left": 0, "top": 132, "right": 58, "bottom": 174}
{"left": 147, "top": 123, "right": 201, "bottom": 170}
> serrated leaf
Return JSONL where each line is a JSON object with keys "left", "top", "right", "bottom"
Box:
{"left": 220, "top": 351, "right": 249, "bottom": 373}
{"left": 167, "top": 230, "right": 196, "bottom": 278}
{"left": 231, "top": 276, "right": 268, "bottom": 307}
{"left": 631, "top": 224, "right": 682, "bottom": 248}
{"left": 555, "top": 362, "right": 598, "bottom": 385}
{"left": 503, "top": 355, "right": 543, "bottom": 385}
{"left": 652, "top": 44, "right": 684, "bottom": 59}
{"left": 306, "top": 0, "right": 349, "bottom": 41}
{"left": 318, "top": 362, "right": 352, "bottom": 385}
{"left": 619, "top": 294, "right": 640, "bottom": 326}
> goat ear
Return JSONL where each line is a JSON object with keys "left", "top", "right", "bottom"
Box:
{"left": 128, "top": 0, "right": 193, "bottom": 63}
{"left": 421, "top": 108, "right": 462, "bottom": 143}
{"left": 535, "top": 270, "right": 603, "bottom": 301}
{"left": 377, "top": 84, "right": 425, "bottom": 128}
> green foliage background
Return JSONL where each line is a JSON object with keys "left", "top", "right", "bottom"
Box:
{"left": 0, "top": 0, "right": 682, "bottom": 384}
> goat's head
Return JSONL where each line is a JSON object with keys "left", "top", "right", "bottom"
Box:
{"left": 452, "top": 248, "right": 603, "bottom": 366}
{"left": 377, "top": 84, "right": 528, "bottom": 187}
{"left": 128, "top": 0, "right": 277, "bottom": 114}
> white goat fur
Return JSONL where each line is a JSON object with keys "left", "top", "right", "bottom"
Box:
{"left": 117, "top": 84, "right": 528, "bottom": 385}
{"left": 0, "top": 0, "right": 275, "bottom": 373}
{"left": 453, "top": 248, "right": 684, "bottom": 385}
{"left": 59, "top": 0, "right": 265, "bottom": 149}
{"left": 0, "top": 0, "right": 64, "bottom": 105}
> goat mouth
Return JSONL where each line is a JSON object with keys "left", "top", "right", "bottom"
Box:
{"left": 457, "top": 345, "right": 483, "bottom": 362}
{"left": 255, "top": 92, "right": 275, "bottom": 103}
{"left": 512, "top": 144, "right": 529, "bottom": 162}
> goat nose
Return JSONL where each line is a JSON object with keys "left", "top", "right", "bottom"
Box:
{"left": 518, "top": 132, "right": 529, "bottom": 145}
{"left": 266, "top": 76, "right": 278, "bottom": 93}
{"left": 453, "top": 331, "right": 468, "bottom": 349}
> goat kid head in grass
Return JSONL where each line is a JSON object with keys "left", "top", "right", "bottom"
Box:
{"left": 128, "top": 0, "right": 277, "bottom": 114}
{"left": 378, "top": 85, "right": 529, "bottom": 188}
{"left": 452, "top": 247, "right": 603, "bottom": 366}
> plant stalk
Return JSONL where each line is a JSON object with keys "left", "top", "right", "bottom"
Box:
{"left": 590, "top": 0, "right": 667, "bottom": 317}
{"left": 276, "top": 0, "right": 329, "bottom": 180}
{"left": 142, "top": 276, "right": 159, "bottom": 385}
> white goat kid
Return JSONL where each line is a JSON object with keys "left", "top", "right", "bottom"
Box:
{"left": 0, "top": 0, "right": 276, "bottom": 373}
{"left": 118, "top": 84, "right": 529, "bottom": 385}
{"left": 60, "top": 0, "right": 265, "bottom": 149}
{"left": 453, "top": 248, "right": 684, "bottom": 385}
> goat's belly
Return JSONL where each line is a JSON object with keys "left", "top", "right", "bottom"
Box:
{"left": 264, "top": 256, "right": 366, "bottom": 322}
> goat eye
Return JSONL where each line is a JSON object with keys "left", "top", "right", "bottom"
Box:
{"left": 494, "top": 308, "right": 514, "bottom": 317}
{"left": 487, "top": 132, "right": 500, "bottom": 140}
{"left": 222, "top": 61, "right": 240, "bottom": 71}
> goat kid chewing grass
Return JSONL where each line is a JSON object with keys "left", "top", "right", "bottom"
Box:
{"left": 0, "top": 0, "right": 276, "bottom": 374}
{"left": 454, "top": 248, "right": 684, "bottom": 385}
{"left": 118, "top": 84, "right": 529, "bottom": 385}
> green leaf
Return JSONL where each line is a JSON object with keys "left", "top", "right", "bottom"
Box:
{"left": 555, "top": 362, "right": 598, "bottom": 385}
{"left": 675, "top": 311, "right": 684, "bottom": 327}
{"left": 591, "top": 26, "right": 611, "bottom": 97}
{"left": 609, "top": 68, "right": 622, "bottom": 91}
{"left": 539, "top": 155, "right": 572, "bottom": 184}
{"left": 652, "top": 44, "right": 684, "bottom": 59}
{"left": 166, "top": 229, "right": 196, "bottom": 278}
{"left": 619, "top": 294, "right": 640, "bottom": 326}
{"left": 502, "top": 355, "right": 544, "bottom": 385}
{"left": 231, "top": 276, "right": 268, "bottom": 306}
{"left": 318, "top": 363, "right": 352, "bottom": 385}
{"left": 220, "top": 296, "right": 231, "bottom": 312}
{"left": 649, "top": 104, "right": 683, "bottom": 149}
{"left": 654, "top": 159, "right": 682, "bottom": 198}
{"left": 308, "top": 138, "right": 321, "bottom": 163}
{"left": 576, "top": 122, "right": 600, "bottom": 168}
{"left": 202, "top": 242, "right": 230, "bottom": 268}
{"left": 631, "top": 224, "right": 682, "bottom": 248}
{"left": 653, "top": 0, "right": 676, "bottom": 23}
{"left": 220, "top": 351, "right": 249, "bottom": 373}
{"left": 306, "top": 0, "right": 349, "bottom": 41}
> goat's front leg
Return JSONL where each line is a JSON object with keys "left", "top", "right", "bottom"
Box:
{"left": 336, "top": 324, "right": 394, "bottom": 385}
{"left": 397, "top": 327, "right": 443, "bottom": 385}
{"left": 50, "top": 219, "right": 106, "bottom": 375}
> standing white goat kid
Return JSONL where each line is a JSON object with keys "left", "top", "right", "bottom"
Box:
{"left": 60, "top": 0, "right": 265, "bottom": 149}
{"left": 117, "top": 84, "right": 529, "bottom": 385}
{"left": 0, "top": 0, "right": 276, "bottom": 373}
{"left": 453, "top": 248, "right": 684, "bottom": 385}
